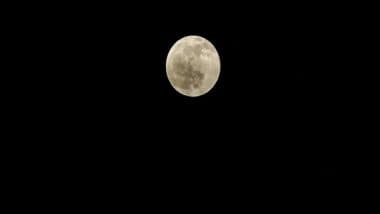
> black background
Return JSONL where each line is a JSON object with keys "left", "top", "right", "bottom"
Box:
{"left": 14, "top": 1, "right": 366, "bottom": 207}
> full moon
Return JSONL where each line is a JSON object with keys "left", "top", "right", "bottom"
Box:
{"left": 166, "top": 35, "right": 221, "bottom": 97}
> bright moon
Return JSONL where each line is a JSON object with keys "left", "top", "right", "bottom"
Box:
{"left": 166, "top": 35, "right": 221, "bottom": 97}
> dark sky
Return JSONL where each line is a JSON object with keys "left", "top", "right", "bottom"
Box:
{"left": 21, "top": 2, "right": 365, "bottom": 203}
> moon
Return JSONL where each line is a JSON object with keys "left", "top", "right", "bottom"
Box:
{"left": 166, "top": 35, "right": 221, "bottom": 97}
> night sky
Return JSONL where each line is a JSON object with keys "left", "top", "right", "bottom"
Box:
{"left": 19, "top": 1, "right": 364, "bottom": 206}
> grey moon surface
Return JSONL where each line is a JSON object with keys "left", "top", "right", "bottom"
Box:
{"left": 166, "top": 35, "right": 221, "bottom": 97}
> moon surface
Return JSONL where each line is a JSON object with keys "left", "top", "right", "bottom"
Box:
{"left": 166, "top": 35, "right": 221, "bottom": 97}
